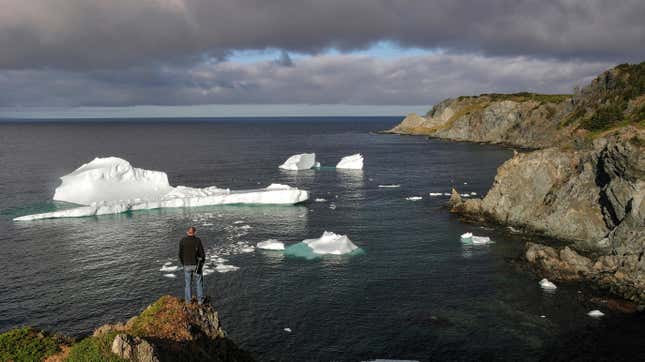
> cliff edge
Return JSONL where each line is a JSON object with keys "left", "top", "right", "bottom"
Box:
{"left": 391, "top": 62, "right": 644, "bottom": 303}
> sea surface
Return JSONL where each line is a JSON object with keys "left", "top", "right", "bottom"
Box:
{"left": 0, "top": 118, "right": 642, "bottom": 361}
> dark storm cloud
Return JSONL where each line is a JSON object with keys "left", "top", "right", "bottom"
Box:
{"left": 1, "top": 0, "right": 643, "bottom": 70}
{"left": 0, "top": 54, "right": 614, "bottom": 108}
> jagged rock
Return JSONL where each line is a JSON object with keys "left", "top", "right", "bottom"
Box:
{"left": 111, "top": 334, "right": 159, "bottom": 362}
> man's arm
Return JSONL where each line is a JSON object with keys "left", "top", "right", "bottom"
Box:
{"left": 178, "top": 238, "right": 184, "bottom": 265}
{"left": 196, "top": 238, "right": 205, "bottom": 274}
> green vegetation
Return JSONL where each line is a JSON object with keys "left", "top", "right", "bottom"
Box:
{"left": 66, "top": 332, "right": 127, "bottom": 362}
{"left": 577, "top": 62, "right": 645, "bottom": 131}
{"left": 457, "top": 92, "right": 571, "bottom": 104}
{"left": 128, "top": 295, "right": 192, "bottom": 341}
{"left": 0, "top": 327, "right": 61, "bottom": 362}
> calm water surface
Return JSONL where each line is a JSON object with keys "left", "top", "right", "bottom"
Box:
{"left": 0, "top": 118, "right": 641, "bottom": 361}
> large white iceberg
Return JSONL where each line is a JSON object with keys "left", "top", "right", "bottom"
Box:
{"left": 279, "top": 153, "right": 316, "bottom": 170}
{"left": 14, "top": 157, "right": 309, "bottom": 221}
{"left": 53, "top": 157, "right": 173, "bottom": 205}
{"left": 336, "top": 154, "right": 364, "bottom": 170}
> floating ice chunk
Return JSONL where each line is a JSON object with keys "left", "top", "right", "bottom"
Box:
{"left": 429, "top": 192, "right": 443, "bottom": 196}
{"left": 279, "top": 153, "right": 316, "bottom": 170}
{"left": 240, "top": 246, "right": 255, "bottom": 253}
{"left": 540, "top": 315, "right": 546, "bottom": 318}
{"left": 202, "top": 222, "right": 214, "bottom": 226}
{"left": 233, "top": 220, "right": 244, "bottom": 224}
{"left": 215, "top": 264, "right": 240, "bottom": 273}
{"left": 284, "top": 328, "right": 292, "bottom": 333}
{"left": 472, "top": 236, "right": 492, "bottom": 244}
{"left": 314, "top": 162, "right": 321, "bottom": 168}
{"left": 315, "top": 198, "right": 327, "bottom": 202}
{"left": 303, "top": 231, "right": 359, "bottom": 255}
{"left": 460, "top": 232, "right": 473, "bottom": 243}
{"left": 329, "top": 203, "right": 336, "bottom": 210}
{"left": 160, "top": 265, "right": 180, "bottom": 272}
{"left": 587, "top": 310, "right": 604, "bottom": 318}
{"left": 378, "top": 184, "right": 400, "bottom": 188}
{"left": 163, "top": 273, "right": 176, "bottom": 278}
{"left": 460, "top": 233, "right": 493, "bottom": 245}
{"left": 163, "top": 261, "right": 172, "bottom": 266}
{"left": 336, "top": 154, "right": 364, "bottom": 170}
{"left": 15, "top": 182, "right": 308, "bottom": 221}
{"left": 470, "top": 192, "right": 477, "bottom": 195}
{"left": 464, "top": 182, "right": 468, "bottom": 185}
{"left": 539, "top": 278, "right": 557, "bottom": 290}
{"left": 460, "top": 193, "right": 471, "bottom": 197}
{"left": 238, "top": 225, "right": 252, "bottom": 230}
{"left": 257, "top": 239, "right": 285, "bottom": 250}
{"left": 202, "top": 267, "right": 215, "bottom": 276}
{"left": 405, "top": 196, "right": 423, "bottom": 201}
{"left": 443, "top": 193, "right": 451, "bottom": 196}
{"left": 53, "top": 157, "right": 173, "bottom": 205}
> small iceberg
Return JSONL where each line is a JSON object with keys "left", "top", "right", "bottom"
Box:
{"left": 314, "top": 162, "right": 321, "bottom": 168}
{"left": 160, "top": 265, "right": 180, "bottom": 272}
{"left": 215, "top": 264, "right": 240, "bottom": 273}
{"left": 539, "top": 278, "right": 557, "bottom": 290}
{"left": 405, "top": 196, "right": 423, "bottom": 201}
{"left": 257, "top": 239, "right": 285, "bottom": 250}
{"left": 284, "top": 231, "right": 363, "bottom": 259}
{"left": 587, "top": 310, "right": 605, "bottom": 318}
{"left": 336, "top": 154, "right": 364, "bottom": 170}
{"left": 279, "top": 153, "right": 316, "bottom": 170}
{"left": 460, "top": 232, "right": 493, "bottom": 245}
{"left": 378, "top": 184, "right": 400, "bottom": 188}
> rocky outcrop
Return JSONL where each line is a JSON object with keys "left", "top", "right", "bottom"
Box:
{"left": 388, "top": 94, "right": 574, "bottom": 148}
{"left": 450, "top": 127, "right": 644, "bottom": 302}
{"left": 96, "top": 295, "right": 253, "bottom": 362}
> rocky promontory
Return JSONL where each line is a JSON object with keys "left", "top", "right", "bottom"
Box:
{"left": 391, "top": 62, "right": 644, "bottom": 303}
{"left": 0, "top": 295, "right": 253, "bottom": 362}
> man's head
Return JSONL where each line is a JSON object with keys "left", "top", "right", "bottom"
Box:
{"left": 187, "top": 226, "right": 196, "bottom": 236}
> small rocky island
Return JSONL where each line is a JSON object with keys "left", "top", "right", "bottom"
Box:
{"left": 0, "top": 295, "right": 253, "bottom": 362}
{"left": 387, "top": 62, "right": 644, "bottom": 305}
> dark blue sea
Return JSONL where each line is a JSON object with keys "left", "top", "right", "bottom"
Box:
{"left": 0, "top": 118, "right": 642, "bottom": 361}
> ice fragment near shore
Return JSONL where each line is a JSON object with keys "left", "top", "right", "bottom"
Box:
{"left": 336, "top": 153, "right": 364, "bottom": 169}
{"left": 539, "top": 278, "right": 557, "bottom": 290}
{"left": 257, "top": 239, "right": 285, "bottom": 250}
{"left": 460, "top": 232, "right": 493, "bottom": 245}
{"left": 14, "top": 157, "right": 308, "bottom": 221}
{"left": 587, "top": 310, "right": 604, "bottom": 318}
{"left": 279, "top": 153, "right": 316, "bottom": 170}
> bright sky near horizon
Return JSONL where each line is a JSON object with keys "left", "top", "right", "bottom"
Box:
{"left": 1, "top": 1, "right": 643, "bottom": 118}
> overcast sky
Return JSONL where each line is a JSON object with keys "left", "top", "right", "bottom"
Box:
{"left": 1, "top": 0, "right": 643, "bottom": 117}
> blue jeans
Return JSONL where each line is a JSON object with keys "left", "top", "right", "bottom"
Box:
{"left": 183, "top": 265, "right": 204, "bottom": 304}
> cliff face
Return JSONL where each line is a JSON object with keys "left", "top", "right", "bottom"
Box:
{"left": 403, "top": 62, "right": 644, "bottom": 303}
{"left": 389, "top": 94, "right": 574, "bottom": 148}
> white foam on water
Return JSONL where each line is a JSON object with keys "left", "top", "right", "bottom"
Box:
{"left": 315, "top": 198, "right": 327, "bottom": 202}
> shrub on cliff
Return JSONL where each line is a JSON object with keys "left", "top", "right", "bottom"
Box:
{"left": 0, "top": 327, "right": 60, "bottom": 362}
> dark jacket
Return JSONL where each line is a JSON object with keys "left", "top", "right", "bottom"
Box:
{"left": 179, "top": 236, "right": 205, "bottom": 266}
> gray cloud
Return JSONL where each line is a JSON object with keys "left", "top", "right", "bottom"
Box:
{"left": 0, "top": 0, "right": 643, "bottom": 70}
{"left": 0, "top": 53, "right": 615, "bottom": 108}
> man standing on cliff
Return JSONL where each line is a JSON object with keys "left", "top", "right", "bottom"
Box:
{"left": 179, "top": 226, "right": 206, "bottom": 304}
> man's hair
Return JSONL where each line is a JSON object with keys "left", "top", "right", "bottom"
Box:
{"left": 188, "top": 226, "right": 196, "bottom": 234}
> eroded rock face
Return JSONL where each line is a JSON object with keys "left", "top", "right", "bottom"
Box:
{"left": 112, "top": 334, "right": 159, "bottom": 362}
{"left": 451, "top": 128, "right": 643, "bottom": 302}
{"left": 386, "top": 95, "right": 574, "bottom": 148}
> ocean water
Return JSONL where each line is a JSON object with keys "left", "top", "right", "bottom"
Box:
{"left": 0, "top": 118, "right": 642, "bottom": 361}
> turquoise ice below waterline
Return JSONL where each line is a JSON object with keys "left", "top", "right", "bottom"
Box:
{"left": 283, "top": 242, "right": 365, "bottom": 260}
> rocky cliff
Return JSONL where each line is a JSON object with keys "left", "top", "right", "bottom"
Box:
{"left": 0, "top": 295, "right": 253, "bottom": 362}
{"left": 396, "top": 62, "right": 645, "bottom": 303}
